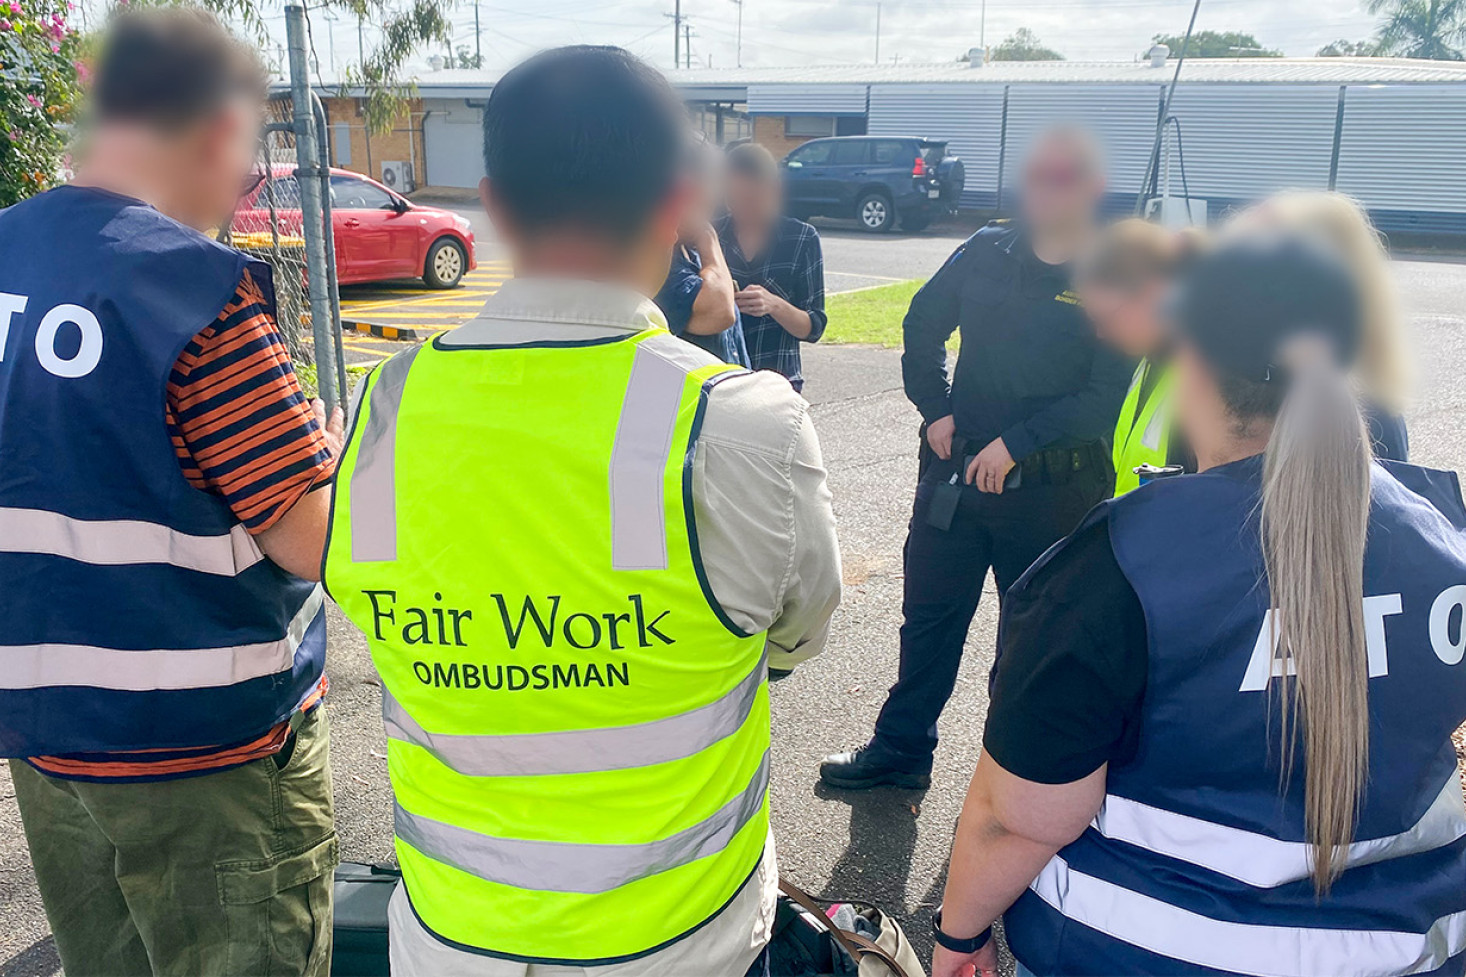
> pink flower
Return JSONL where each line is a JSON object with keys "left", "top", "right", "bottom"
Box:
{"left": 7, "top": 130, "right": 20, "bottom": 142}
{"left": 26, "top": 93, "right": 43, "bottom": 109}
{"left": 0, "top": 18, "right": 10, "bottom": 30}
{"left": 73, "top": 59, "right": 89, "bottom": 82}
{"left": 6, "top": 1, "right": 18, "bottom": 14}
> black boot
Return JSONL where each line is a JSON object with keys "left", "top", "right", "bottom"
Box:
{"left": 819, "top": 744, "right": 931, "bottom": 790}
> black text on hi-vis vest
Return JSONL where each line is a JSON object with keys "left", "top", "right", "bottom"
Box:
{"left": 362, "top": 591, "right": 674, "bottom": 651}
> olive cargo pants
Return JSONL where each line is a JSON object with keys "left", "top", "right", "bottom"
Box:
{"left": 10, "top": 707, "right": 338, "bottom": 977}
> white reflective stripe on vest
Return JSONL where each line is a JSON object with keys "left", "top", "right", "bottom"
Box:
{"left": 351, "top": 345, "right": 422, "bottom": 563}
{"left": 609, "top": 334, "right": 715, "bottom": 571}
{"left": 383, "top": 652, "right": 767, "bottom": 777}
{"left": 1094, "top": 775, "right": 1466, "bottom": 888}
{"left": 395, "top": 750, "right": 769, "bottom": 894}
{"left": 0, "top": 585, "right": 324, "bottom": 691}
{"left": 0, "top": 506, "right": 263, "bottom": 576}
{"left": 1029, "top": 854, "right": 1466, "bottom": 977}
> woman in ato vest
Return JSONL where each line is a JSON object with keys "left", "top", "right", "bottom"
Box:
{"left": 929, "top": 233, "right": 1466, "bottom": 977}
{"left": 1228, "top": 190, "right": 1411, "bottom": 461}
{"left": 1074, "top": 218, "right": 1202, "bottom": 495}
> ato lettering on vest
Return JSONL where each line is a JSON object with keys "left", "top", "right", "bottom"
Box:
{"left": 0, "top": 291, "right": 105, "bottom": 378}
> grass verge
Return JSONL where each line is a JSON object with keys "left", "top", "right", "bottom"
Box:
{"left": 823, "top": 280, "right": 957, "bottom": 351}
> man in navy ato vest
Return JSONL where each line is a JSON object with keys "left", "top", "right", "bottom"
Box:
{"left": 0, "top": 10, "right": 343, "bottom": 975}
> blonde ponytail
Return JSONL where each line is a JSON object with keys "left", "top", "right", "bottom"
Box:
{"left": 1258, "top": 336, "right": 1374, "bottom": 892}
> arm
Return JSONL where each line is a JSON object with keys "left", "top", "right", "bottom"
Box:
{"left": 683, "top": 229, "right": 739, "bottom": 337}
{"left": 901, "top": 240, "right": 969, "bottom": 426}
{"left": 933, "top": 757, "right": 1107, "bottom": 977}
{"left": 999, "top": 341, "right": 1137, "bottom": 461}
{"left": 932, "top": 518, "right": 1147, "bottom": 976}
{"left": 168, "top": 270, "right": 343, "bottom": 583}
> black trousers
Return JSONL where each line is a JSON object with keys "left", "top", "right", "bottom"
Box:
{"left": 871, "top": 456, "right": 1108, "bottom": 766}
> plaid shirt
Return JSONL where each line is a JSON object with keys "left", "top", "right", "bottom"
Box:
{"left": 716, "top": 214, "right": 827, "bottom": 389}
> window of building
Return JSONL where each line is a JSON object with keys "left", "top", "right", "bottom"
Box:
{"left": 785, "top": 115, "right": 837, "bottom": 138}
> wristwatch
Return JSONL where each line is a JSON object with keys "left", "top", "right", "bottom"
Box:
{"left": 931, "top": 908, "right": 993, "bottom": 954}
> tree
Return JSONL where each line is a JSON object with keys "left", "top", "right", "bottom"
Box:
{"left": 990, "top": 28, "right": 1064, "bottom": 61}
{"left": 1150, "top": 30, "right": 1282, "bottom": 58}
{"left": 1367, "top": 0, "right": 1466, "bottom": 60}
{"left": 454, "top": 42, "right": 481, "bottom": 68}
{"left": 1317, "top": 38, "right": 1380, "bottom": 56}
{"left": 0, "top": 0, "right": 84, "bottom": 207}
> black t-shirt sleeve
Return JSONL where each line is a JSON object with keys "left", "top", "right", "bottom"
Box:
{"left": 982, "top": 513, "right": 1149, "bottom": 784}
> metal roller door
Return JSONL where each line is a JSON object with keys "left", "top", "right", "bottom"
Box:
{"left": 1002, "top": 84, "right": 1163, "bottom": 195}
{"left": 868, "top": 83, "right": 1005, "bottom": 208}
{"left": 423, "top": 101, "right": 485, "bottom": 190}
{"left": 1335, "top": 84, "right": 1466, "bottom": 217}
{"left": 1161, "top": 84, "right": 1340, "bottom": 204}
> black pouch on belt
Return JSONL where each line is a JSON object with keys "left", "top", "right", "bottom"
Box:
{"left": 926, "top": 471, "right": 963, "bottom": 531}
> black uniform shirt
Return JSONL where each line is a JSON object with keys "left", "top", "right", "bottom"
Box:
{"left": 901, "top": 222, "right": 1136, "bottom": 460}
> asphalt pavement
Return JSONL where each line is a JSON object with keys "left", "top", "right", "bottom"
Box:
{"left": 3, "top": 221, "right": 1466, "bottom": 976}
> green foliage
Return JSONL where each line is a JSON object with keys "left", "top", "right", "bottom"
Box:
{"left": 453, "top": 42, "right": 480, "bottom": 68}
{"left": 1317, "top": 38, "right": 1380, "bottom": 56}
{"left": 990, "top": 28, "right": 1065, "bottom": 62}
{"left": 0, "top": 0, "right": 83, "bottom": 207}
{"left": 1151, "top": 30, "right": 1282, "bottom": 58}
{"left": 823, "top": 280, "right": 960, "bottom": 352}
{"left": 1367, "top": 0, "right": 1466, "bottom": 60}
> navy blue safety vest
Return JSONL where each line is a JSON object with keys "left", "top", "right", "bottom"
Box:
{"left": 0, "top": 186, "right": 325, "bottom": 758}
{"left": 1004, "top": 456, "right": 1466, "bottom": 977}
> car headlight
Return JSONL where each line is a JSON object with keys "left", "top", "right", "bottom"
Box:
{"left": 454, "top": 215, "right": 472, "bottom": 231}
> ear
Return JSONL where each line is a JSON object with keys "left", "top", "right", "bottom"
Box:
{"left": 480, "top": 177, "right": 521, "bottom": 248}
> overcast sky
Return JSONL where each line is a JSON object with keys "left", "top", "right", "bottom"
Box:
{"left": 267, "top": 0, "right": 1382, "bottom": 78}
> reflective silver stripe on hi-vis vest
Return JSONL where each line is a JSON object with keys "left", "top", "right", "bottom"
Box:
{"left": 1028, "top": 854, "right": 1466, "bottom": 977}
{"left": 0, "top": 584, "right": 324, "bottom": 691}
{"left": 1139, "top": 400, "right": 1166, "bottom": 451}
{"left": 1093, "top": 774, "right": 1466, "bottom": 889}
{"left": 395, "top": 749, "right": 769, "bottom": 894}
{"left": 382, "top": 652, "right": 767, "bottom": 777}
{"left": 609, "top": 335, "right": 712, "bottom": 571}
{"left": 0, "top": 507, "right": 263, "bottom": 576}
{"left": 351, "top": 346, "right": 422, "bottom": 563}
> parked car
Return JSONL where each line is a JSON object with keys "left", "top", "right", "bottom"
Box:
{"left": 232, "top": 167, "right": 477, "bottom": 288}
{"left": 782, "top": 136, "right": 965, "bottom": 233}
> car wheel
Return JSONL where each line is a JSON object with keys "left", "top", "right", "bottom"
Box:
{"left": 856, "top": 193, "right": 895, "bottom": 233}
{"left": 424, "top": 238, "right": 467, "bottom": 289}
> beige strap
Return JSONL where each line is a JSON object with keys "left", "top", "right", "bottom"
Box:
{"left": 778, "top": 877, "right": 912, "bottom": 977}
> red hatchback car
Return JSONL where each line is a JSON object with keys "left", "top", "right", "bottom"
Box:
{"left": 233, "top": 167, "right": 477, "bottom": 288}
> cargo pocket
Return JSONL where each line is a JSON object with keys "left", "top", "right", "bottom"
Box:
{"left": 217, "top": 832, "right": 340, "bottom": 977}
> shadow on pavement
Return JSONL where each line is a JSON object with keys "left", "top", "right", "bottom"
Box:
{"left": 0, "top": 937, "right": 60, "bottom": 977}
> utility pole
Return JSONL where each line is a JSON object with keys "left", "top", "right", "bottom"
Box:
{"left": 874, "top": 2, "right": 881, "bottom": 64}
{"left": 666, "top": 0, "right": 682, "bottom": 68}
{"left": 323, "top": 10, "right": 337, "bottom": 75}
{"left": 979, "top": 0, "right": 986, "bottom": 59}
{"left": 729, "top": 0, "right": 742, "bottom": 67}
{"left": 684, "top": 23, "right": 693, "bottom": 69}
{"left": 474, "top": 1, "right": 482, "bottom": 67}
{"left": 356, "top": 15, "right": 365, "bottom": 65}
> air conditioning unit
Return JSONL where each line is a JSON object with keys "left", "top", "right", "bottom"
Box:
{"left": 380, "top": 160, "right": 416, "bottom": 194}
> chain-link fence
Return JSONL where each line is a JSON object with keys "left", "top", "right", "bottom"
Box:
{"left": 220, "top": 96, "right": 315, "bottom": 366}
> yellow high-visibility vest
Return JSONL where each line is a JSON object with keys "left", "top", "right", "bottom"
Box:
{"left": 325, "top": 327, "right": 770, "bottom": 963}
{"left": 1112, "top": 358, "right": 1176, "bottom": 496}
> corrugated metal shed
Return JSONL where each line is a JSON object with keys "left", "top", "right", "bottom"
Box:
{"left": 1161, "top": 85, "right": 1341, "bottom": 201}
{"left": 1335, "top": 84, "right": 1466, "bottom": 215}
{"left": 746, "top": 83, "right": 867, "bottom": 116}
{"left": 867, "top": 84, "right": 1005, "bottom": 207}
{"left": 1003, "top": 84, "right": 1162, "bottom": 194}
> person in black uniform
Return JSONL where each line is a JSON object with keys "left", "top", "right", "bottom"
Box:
{"left": 821, "top": 128, "right": 1135, "bottom": 790}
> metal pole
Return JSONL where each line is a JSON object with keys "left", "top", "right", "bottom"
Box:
{"left": 732, "top": 0, "right": 742, "bottom": 67}
{"left": 1134, "top": 0, "right": 1202, "bottom": 217}
{"left": 475, "top": 1, "right": 482, "bottom": 66}
{"left": 979, "top": 0, "right": 985, "bottom": 58}
{"left": 312, "top": 92, "right": 349, "bottom": 408}
{"left": 875, "top": 3, "right": 881, "bottom": 64}
{"left": 673, "top": 0, "right": 681, "bottom": 68}
{"left": 285, "top": 4, "right": 340, "bottom": 415}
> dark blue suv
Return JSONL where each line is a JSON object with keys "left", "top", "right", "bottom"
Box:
{"left": 782, "top": 136, "right": 965, "bottom": 233}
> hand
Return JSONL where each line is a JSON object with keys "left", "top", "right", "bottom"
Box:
{"left": 931, "top": 940, "right": 999, "bottom": 977}
{"left": 734, "top": 284, "right": 777, "bottom": 318}
{"left": 926, "top": 414, "right": 956, "bottom": 460}
{"left": 312, "top": 399, "right": 346, "bottom": 458}
{"left": 965, "top": 437, "right": 1015, "bottom": 494}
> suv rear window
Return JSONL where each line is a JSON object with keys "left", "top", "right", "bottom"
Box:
{"left": 871, "top": 140, "right": 910, "bottom": 165}
{"left": 920, "top": 142, "right": 949, "bottom": 164}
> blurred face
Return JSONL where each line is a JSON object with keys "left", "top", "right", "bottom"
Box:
{"left": 1079, "top": 277, "right": 1170, "bottom": 358}
{"left": 678, "top": 167, "right": 719, "bottom": 237}
{"left": 1020, "top": 133, "right": 1105, "bottom": 234}
{"left": 170, "top": 96, "right": 261, "bottom": 230}
{"left": 724, "top": 169, "right": 780, "bottom": 227}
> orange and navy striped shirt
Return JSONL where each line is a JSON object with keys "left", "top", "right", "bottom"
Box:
{"left": 28, "top": 270, "right": 334, "bottom": 782}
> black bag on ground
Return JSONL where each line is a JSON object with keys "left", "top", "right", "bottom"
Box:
{"left": 331, "top": 862, "right": 400, "bottom": 977}
{"left": 768, "top": 879, "right": 925, "bottom": 977}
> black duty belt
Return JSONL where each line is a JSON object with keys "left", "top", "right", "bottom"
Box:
{"left": 945, "top": 435, "right": 1106, "bottom": 488}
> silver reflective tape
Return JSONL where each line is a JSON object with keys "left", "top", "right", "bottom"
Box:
{"left": 382, "top": 652, "right": 767, "bottom": 776}
{"left": 609, "top": 341, "right": 698, "bottom": 571}
{"left": 395, "top": 750, "right": 769, "bottom": 894}
{"left": 1094, "top": 774, "right": 1466, "bottom": 889}
{"left": 0, "top": 507, "right": 263, "bottom": 576}
{"left": 351, "top": 347, "right": 422, "bottom": 563}
{"left": 1140, "top": 404, "right": 1166, "bottom": 451}
{"left": 0, "top": 585, "right": 323, "bottom": 691}
{"left": 1028, "top": 854, "right": 1466, "bottom": 977}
